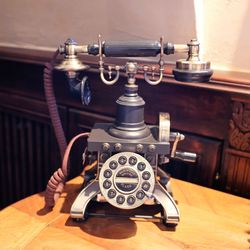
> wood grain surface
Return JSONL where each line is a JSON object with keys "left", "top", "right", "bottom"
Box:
{"left": 0, "top": 177, "right": 249, "bottom": 250}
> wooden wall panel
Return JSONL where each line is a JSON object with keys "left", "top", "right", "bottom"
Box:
{"left": 0, "top": 106, "right": 61, "bottom": 209}
{"left": 222, "top": 99, "right": 250, "bottom": 197}
{"left": 224, "top": 150, "right": 250, "bottom": 196}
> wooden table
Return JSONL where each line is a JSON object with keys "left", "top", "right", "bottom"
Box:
{"left": 0, "top": 177, "right": 249, "bottom": 250}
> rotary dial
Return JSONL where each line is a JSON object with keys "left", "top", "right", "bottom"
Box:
{"left": 99, "top": 152, "right": 155, "bottom": 209}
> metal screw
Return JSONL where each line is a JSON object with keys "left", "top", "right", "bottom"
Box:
{"left": 148, "top": 144, "right": 156, "bottom": 153}
{"left": 136, "top": 144, "right": 144, "bottom": 153}
{"left": 114, "top": 143, "right": 122, "bottom": 152}
{"left": 102, "top": 143, "right": 110, "bottom": 151}
{"left": 100, "top": 153, "right": 109, "bottom": 162}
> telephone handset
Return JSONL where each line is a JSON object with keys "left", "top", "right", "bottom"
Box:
{"left": 44, "top": 35, "right": 212, "bottom": 227}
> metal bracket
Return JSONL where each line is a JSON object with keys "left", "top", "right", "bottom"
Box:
{"left": 70, "top": 180, "right": 100, "bottom": 219}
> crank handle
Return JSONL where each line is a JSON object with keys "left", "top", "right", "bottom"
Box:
{"left": 173, "top": 151, "right": 197, "bottom": 163}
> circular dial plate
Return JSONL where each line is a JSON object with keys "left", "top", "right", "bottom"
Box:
{"left": 99, "top": 152, "right": 155, "bottom": 209}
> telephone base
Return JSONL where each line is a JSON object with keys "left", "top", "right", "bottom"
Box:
{"left": 70, "top": 180, "right": 180, "bottom": 227}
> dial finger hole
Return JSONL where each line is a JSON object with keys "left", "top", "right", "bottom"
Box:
{"left": 103, "top": 180, "right": 112, "bottom": 189}
{"left": 109, "top": 160, "right": 118, "bottom": 170}
{"left": 116, "top": 195, "right": 125, "bottom": 204}
{"left": 129, "top": 156, "right": 137, "bottom": 165}
{"left": 127, "top": 195, "right": 136, "bottom": 205}
{"left": 104, "top": 169, "right": 112, "bottom": 178}
{"left": 118, "top": 156, "right": 127, "bottom": 165}
{"left": 107, "top": 189, "right": 116, "bottom": 199}
{"left": 142, "top": 171, "right": 151, "bottom": 180}
{"left": 137, "top": 162, "right": 146, "bottom": 171}
{"left": 136, "top": 190, "right": 145, "bottom": 200}
{"left": 142, "top": 181, "right": 151, "bottom": 191}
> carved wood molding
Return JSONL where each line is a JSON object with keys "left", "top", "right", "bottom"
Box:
{"left": 229, "top": 100, "right": 250, "bottom": 152}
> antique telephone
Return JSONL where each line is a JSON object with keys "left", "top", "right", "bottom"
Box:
{"left": 44, "top": 35, "right": 212, "bottom": 227}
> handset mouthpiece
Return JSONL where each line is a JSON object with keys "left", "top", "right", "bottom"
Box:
{"left": 55, "top": 38, "right": 89, "bottom": 72}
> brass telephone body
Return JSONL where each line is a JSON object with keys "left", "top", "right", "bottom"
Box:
{"left": 45, "top": 35, "right": 212, "bottom": 227}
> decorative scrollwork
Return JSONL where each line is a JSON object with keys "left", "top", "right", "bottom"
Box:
{"left": 229, "top": 101, "right": 250, "bottom": 152}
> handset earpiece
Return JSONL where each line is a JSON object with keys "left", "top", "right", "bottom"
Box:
{"left": 173, "top": 39, "right": 213, "bottom": 82}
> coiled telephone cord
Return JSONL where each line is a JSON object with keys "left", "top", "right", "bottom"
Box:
{"left": 45, "top": 132, "right": 89, "bottom": 208}
{"left": 43, "top": 49, "right": 67, "bottom": 159}
{"left": 43, "top": 50, "right": 90, "bottom": 208}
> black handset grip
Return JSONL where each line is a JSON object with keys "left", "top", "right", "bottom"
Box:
{"left": 103, "top": 41, "right": 161, "bottom": 57}
{"left": 88, "top": 41, "right": 174, "bottom": 57}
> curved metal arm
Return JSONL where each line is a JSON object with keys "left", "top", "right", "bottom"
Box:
{"left": 98, "top": 34, "right": 120, "bottom": 85}
{"left": 144, "top": 68, "right": 164, "bottom": 85}
{"left": 144, "top": 37, "right": 165, "bottom": 86}
{"left": 99, "top": 67, "right": 120, "bottom": 85}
